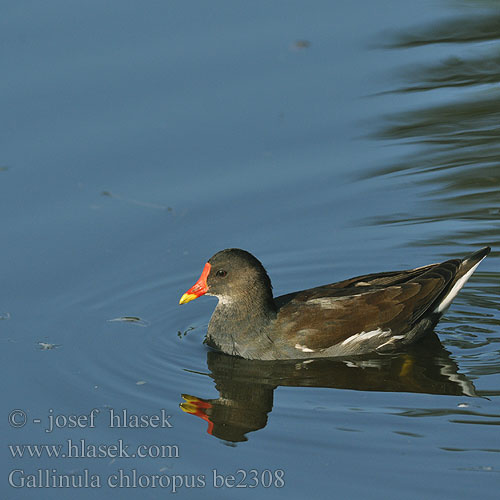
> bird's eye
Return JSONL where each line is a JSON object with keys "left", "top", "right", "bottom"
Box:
{"left": 216, "top": 270, "right": 227, "bottom": 278}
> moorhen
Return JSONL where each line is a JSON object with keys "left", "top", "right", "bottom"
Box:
{"left": 179, "top": 247, "right": 490, "bottom": 360}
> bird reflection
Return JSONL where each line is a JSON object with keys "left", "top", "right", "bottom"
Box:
{"left": 180, "top": 334, "right": 476, "bottom": 442}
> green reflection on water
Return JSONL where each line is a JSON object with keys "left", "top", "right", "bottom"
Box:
{"left": 368, "top": 9, "right": 500, "bottom": 255}
{"left": 384, "top": 13, "right": 500, "bottom": 48}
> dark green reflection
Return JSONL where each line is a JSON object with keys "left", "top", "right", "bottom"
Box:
{"left": 367, "top": 10, "right": 500, "bottom": 254}
{"left": 384, "top": 14, "right": 500, "bottom": 48}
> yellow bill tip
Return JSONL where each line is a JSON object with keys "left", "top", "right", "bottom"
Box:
{"left": 180, "top": 402, "right": 197, "bottom": 414}
{"left": 179, "top": 293, "right": 198, "bottom": 305}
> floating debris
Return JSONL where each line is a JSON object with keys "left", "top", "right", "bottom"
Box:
{"left": 292, "top": 40, "right": 311, "bottom": 50}
{"left": 136, "top": 380, "right": 147, "bottom": 386}
{"left": 107, "top": 316, "right": 150, "bottom": 327}
{"left": 177, "top": 326, "right": 195, "bottom": 338}
{"left": 0, "top": 166, "right": 8, "bottom": 172}
{"left": 457, "top": 465, "right": 496, "bottom": 473}
{"left": 0, "top": 312, "right": 10, "bottom": 320}
{"left": 101, "top": 190, "right": 172, "bottom": 211}
{"left": 37, "top": 342, "right": 60, "bottom": 350}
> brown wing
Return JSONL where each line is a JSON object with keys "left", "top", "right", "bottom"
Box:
{"left": 274, "top": 260, "right": 462, "bottom": 351}
{"left": 273, "top": 263, "right": 440, "bottom": 310}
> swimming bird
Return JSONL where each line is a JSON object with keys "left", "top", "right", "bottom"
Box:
{"left": 179, "top": 247, "right": 490, "bottom": 360}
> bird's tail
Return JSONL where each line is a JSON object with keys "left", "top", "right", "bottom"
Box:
{"left": 433, "top": 246, "right": 491, "bottom": 315}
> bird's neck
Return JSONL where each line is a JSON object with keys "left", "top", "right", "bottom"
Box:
{"left": 206, "top": 292, "right": 277, "bottom": 358}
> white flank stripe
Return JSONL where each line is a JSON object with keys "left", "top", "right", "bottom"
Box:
{"left": 341, "top": 327, "right": 391, "bottom": 346}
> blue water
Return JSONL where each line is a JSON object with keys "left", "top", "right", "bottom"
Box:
{"left": 2, "top": 1, "right": 499, "bottom": 499}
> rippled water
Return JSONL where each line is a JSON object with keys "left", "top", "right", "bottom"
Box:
{"left": 2, "top": 1, "right": 499, "bottom": 499}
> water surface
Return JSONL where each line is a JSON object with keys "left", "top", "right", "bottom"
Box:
{"left": 2, "top": 1, "right": 499, "bottom": 499}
